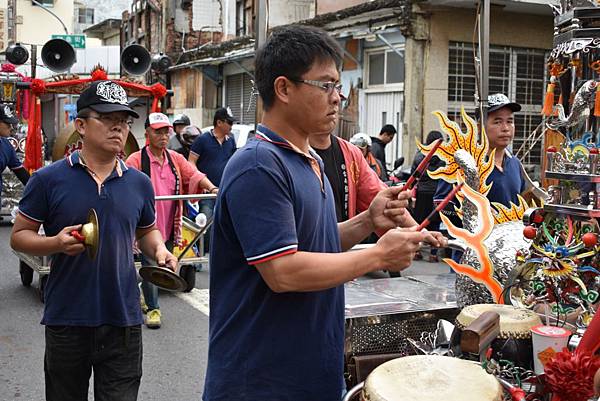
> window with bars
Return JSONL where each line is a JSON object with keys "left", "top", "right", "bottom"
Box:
{"left": 448, "top": 42, "right": 548, "bottom": 170}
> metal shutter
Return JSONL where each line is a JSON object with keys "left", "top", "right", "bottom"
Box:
{"left": 225, "top": 74, "right": 243, "bottom": 120}
{"left": 241, "top": 73, "right": 256, "bottom": 124}
{"left": 225, "top": 73, "right": 256, "bottom": 124}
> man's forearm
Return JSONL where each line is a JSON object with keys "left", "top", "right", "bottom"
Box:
{"left": 11, "top": 230, "right": 59, "bottom": 256}
{"left": 137, "top": 228, "right": 167, "bottom": 262}
{"left": 257, "top": 247, "right": 384, "bottom": 293}
{"left": 14, "top": 167, "right": 30, "bottom": 186}
{"left": 338, "top": 211, "right": 374, "bottom": 251}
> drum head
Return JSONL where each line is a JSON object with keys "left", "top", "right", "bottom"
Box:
{"left": 456, "top": 304, "right": 541, "bottom": 338}
{"left": 139, "top": 266, "right": 187, "bottom": 292}
{"left": 362, "top": 355, "right": 502, "bottom": 401}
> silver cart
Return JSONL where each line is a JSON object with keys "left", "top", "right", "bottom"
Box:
{"left": 343, "top": 274, "right": 458, "bottom": 388}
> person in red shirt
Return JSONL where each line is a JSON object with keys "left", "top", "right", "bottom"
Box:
{"left": 126, "top": 113, "right": 216, "bottom": 328}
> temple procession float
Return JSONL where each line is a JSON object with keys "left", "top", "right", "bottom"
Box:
{"left": 2, "top": 2, "right": 600, "bottom": 401}
{"left": 342, "top": 2, "right": 600, "bottom": 401}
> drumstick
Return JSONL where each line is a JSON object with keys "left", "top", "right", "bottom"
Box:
{"left": 401, "top": 138, "right": 443, "bottom": 191}
{"left": 416, "top": 182, "right": 464, "bottom": 231}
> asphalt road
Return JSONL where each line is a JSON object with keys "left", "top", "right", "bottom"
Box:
{"left": 0, "top": 222, "right": 211, "bottom": 401}
{"left": 0, "top": 221, "right": 449, "bottom": 401}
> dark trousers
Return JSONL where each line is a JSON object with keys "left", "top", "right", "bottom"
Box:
{"left": 45, "top": 324, "right": 143, "bottom": 401}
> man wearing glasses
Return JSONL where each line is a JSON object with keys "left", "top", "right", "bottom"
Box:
{"left": 188, "top": 107, "right": 236, "bottom": 250}
{"left": 203, "top": 26, "right": 437, "bottom": 401}
{"left": 126, "top": 112, "right": 216, "bottom": 328}
{"left": 11, "top": 81, "right": 177, "bottom": 401}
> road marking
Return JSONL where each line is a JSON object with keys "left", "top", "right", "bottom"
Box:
{"left": 175, "top": 288, "right": 210, "bottom": 316}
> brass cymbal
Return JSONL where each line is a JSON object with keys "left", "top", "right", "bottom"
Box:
{"left": 138, "top": 266, "right": 187, "bottom": 292}
{"left": 80, "top": 209, "right": 99, "bottom": 259}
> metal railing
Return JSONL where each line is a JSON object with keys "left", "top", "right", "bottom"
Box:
{"left": 154, "top": 193, "right": 218, "bottom": 201}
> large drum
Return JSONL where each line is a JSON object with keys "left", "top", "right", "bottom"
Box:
{"left": 361, "top": 355, "right": 503, "bottom": 401}
{"left": 452, "top": 304, "right": 542, "bottom": 369}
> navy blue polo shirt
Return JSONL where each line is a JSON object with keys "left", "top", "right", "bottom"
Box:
{"left": 0, "top": 136, "right": 23, "bottom": 192}
{"left": 434, "top": 151, "right": 525, "bottom": 208}
{"left": 203, "top": 125, "right": 344, "bottom": 401}
{"left": 18, "top": 151, "right": 156, "bottom": 327}
{"left": 189, "top": 130, "right": 236, "bottom": 186}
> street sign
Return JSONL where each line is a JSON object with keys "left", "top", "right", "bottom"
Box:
{"left": 51, "top": 34, "right": 86, "bottom": 49}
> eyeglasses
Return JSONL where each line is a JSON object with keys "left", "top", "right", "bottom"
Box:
{"left": 86, "top": 115, "right": 134, "bottom": 128}
{"left": 289, "top": 78, "right": 343, "bottom": 95}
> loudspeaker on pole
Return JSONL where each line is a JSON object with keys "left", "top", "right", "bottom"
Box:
{"left": 41, "top": 38, "right": 76, "bottom": 72}
{"left": 5, "top": 43, "right": 29, "bottom": 65}
{"left": 121, "top": 44, "right": 151, "bottom": 76}
{"left": 151, "top": 53, "right": 172, "bottom": 73}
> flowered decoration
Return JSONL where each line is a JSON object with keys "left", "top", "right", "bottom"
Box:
{"left": 544, "top": 349, "right": 600, "bottom": 401}
{"left": 20, "top": 65, "right": 169, "bottom": 172}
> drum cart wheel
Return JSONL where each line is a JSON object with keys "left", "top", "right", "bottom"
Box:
{"left": 179, "top": 264, "right": 195, "bottom": 292}
{"left": 19, "top": 261, "right": 34, "bottom": 286}
{"left": 39, "top": 275, "right": 48, "bottom": 303}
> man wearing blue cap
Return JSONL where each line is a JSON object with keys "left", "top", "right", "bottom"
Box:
{"left": 0, "top": 104, "right": 29, "bottom": 199}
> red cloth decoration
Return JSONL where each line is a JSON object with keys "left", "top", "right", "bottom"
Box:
{"left": 149, "top": 84, "right": 167, "bottom": 112}
{"left": 45, "top": 78, "right": 91, "bottom": 88}
{"left": 90, "top": 69, "right": 108, "bottom": 81}
{"left": 1, "top": 63, "right": 16, "bottom": 72}
{"left": 23, "top": 97, "right": 43, "bottom": 172}
{"left": 544, "top": 348, "right": 600, "bottom": 401}
{"left": 576, "top": 311, "right": 600, "bottom": 355}
{"left": 150, "top": 83, "right": 167, "bottom": 98}
{"left": 20, "top": 77, "right": 31, "bottom": 120}
{"left": 31, "top": 79, "right": 47, "bottom": 96}
{"left": 151, "top": 97, "right": 160, "bottom": 112}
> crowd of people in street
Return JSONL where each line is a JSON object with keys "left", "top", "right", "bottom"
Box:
{"left": 3, "top": 23, "right": 534, "bottom": 401}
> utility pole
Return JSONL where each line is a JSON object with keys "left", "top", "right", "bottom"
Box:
{"left": 254, "top": 0, "right": 267, "bottom": 130}
{"left": 7, "top": 0, "right": 16, "bottom": 44}
{"left": 256, "top": 0, "right": 267, "bottom": 50}
{"left": 478, "top": 0, "right": 490, "bottom": 121}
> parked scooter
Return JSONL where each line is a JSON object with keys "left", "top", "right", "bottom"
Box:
{"left": 386, "top": 156, "right": 411, "bottom": 186}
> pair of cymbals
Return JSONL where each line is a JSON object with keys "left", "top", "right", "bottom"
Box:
{"left": 73, "top": 209, "right": 186, "bottom": 291}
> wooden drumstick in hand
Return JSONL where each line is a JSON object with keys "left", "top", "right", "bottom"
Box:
{"left": 401, "top": 138, "right": 443, "bottom": 191}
